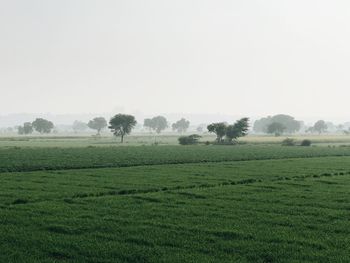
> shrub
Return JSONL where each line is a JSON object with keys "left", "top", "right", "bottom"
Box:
{"left": 300, "top": 139, "right": 312, "bottom": 146}
{"left": 282, "top": 138, "right": 295, "bottom": 146}
{"left": 178, "top": 134, "right": 202, "bottom": 145}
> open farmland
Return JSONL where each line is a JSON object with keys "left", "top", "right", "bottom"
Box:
{"left": 1, "top": 142, "right": 350, "bottom": 262}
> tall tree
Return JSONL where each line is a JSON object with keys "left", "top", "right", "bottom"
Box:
{"left": 313, "top": 120, "right": 327, "bottom": 134}
{"left": 267, "top": 122, "right": 285, "bottom": 136}
{"left": 207, "top": 122, "right": 227, "bottom": 142}
{"left": 23, "top": 122, "right": 33, "bottom": 135}
{"left": 172, "top": 118, "right": 190, "bottom": 133}
{"left": 226, "top": 118, "right": 249, "bottom": 142}
{"left": 143, "top": 118, "right": 153, "bottom": 133}
{"left": 88, "top": 117, "right": 107, "bottom": 135}
{"left": 151, "top": 116, "right": 168, "bottom": 134}
{"left": 109, "top": 114, "right": 137, "bottom": 143}
{"left": 253, "top": 114, "right": 301, "bottom": 134}
{"left": 32, "top": 118, "right": 54, "bottom": 134}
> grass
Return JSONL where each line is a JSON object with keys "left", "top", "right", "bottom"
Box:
{"left": 1, "top": 137, "right": 350, "bottom": 262}
{"left": 2, "top": 144, "right": 350, "bottom": 172}
{"left": 1, "top": 133, "right": 350, "bottom": 147}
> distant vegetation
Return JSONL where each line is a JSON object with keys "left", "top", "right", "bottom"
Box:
{"left": 207, "top": 118, "right": 249, "bottom": 143}
{"left": 7, "top": 113, "right": 350, "bottom": 145}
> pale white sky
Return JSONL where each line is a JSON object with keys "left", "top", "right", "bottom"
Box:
{"left": 1, "top": 0, "right": 350, "bottom": 118}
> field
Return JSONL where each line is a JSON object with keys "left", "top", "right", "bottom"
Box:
{"left": 1, "top": 136, "right": 350, "bottom": 262}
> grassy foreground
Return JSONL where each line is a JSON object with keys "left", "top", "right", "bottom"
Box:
{"left": 1, "top": 143, "right": 350, "bottom": 262}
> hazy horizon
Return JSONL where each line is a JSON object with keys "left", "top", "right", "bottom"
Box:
{"left": 2, "top": 0, "right": 350, "bottom": 118}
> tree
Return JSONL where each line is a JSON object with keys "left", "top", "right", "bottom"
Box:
{"left": 226, "top": 118, "right": 250, "bottom": 142}
{"left": 172, "top": 118, "right": 190, "bottom": 133}
{"left": 253, "top": 114, "right": 301, "bottom": 134}
{"left": 23, "top": 122, "right": 33, "bottom": 135}
{"left": 207, "top": 122, "right": 227, "bottom": 142}
{"left": 143, "top": 118, "right": 153, "bottom": 133}
{"left": 32, "top": 118, "right": 54, "bottom": 134}
{"left": 88, "top": 117, "right": 107, "bottom": 135}
{"left": 148, "top": 116, "right": 168, "bottom": 134}
{"left": 267, "top": 122, "right": 285, "bottom": 136}
{"left": 18, "top": 122, "right": 33, "bottom": 135}
{"left": 109, "top": 114, "right": 137, "bottom": 143}
{"left": 72, "top": 121, "right": 88, "bottom": 133}
{"left": 313, "top": 120, "right": 327, "bottom": 134}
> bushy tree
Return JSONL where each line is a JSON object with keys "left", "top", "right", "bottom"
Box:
{"left": 207, "top": 122, "right": 227, "bottom": 142}
{"left": 144, "top": 116, "right": 168, "bottom": 134}
{"left": 143, "top": 118, "right": 153, "bottom": 133}
{"left": 172, "top": 118, "right": 190, "bottom": 133}
{"left": 226, "top": 118, "right": 249, "bottom": 142}
{"left": 313, "top": 120, "right": 327, "bottom": 134}
{"left": 32, "top": 118, "right": 54, "bottom": 134}
{"left": 109, "top": 114, "right": 137, "bottom": 143}
{"left": 253, "top": 114, "right": 301, "bottom": 134}
{"left": 18, "top": 122, "right": 33, "bottom": 135}
{"left": 72, "top": 121, "right": 88, "bottom": 133}
{"left": 88, "top": 117, "right": 107, "bottom": 135}
{"left": 267, "top": 122, "right": 285, "bottom": 136}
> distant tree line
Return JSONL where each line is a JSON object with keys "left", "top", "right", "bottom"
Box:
{"left": 18, "top": 118, "right": 54, "bottom": 135}
{"left": 14, "top": 113, "right": 350, "bottom": 144}
{"left": 252, "top": 114, "right": 348, "bottom": 136}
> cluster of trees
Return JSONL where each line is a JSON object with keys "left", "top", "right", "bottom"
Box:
{"left": 78, "top": 115, "right": 136, "bottom": 142}
{"left": 143, "top": 117, "right": 190, "bottom": 134}
{"left": 253, "top": 114, "right": 302, "bottom": 136}
{"left": 18, "top": 118, "right": 54, "bottom": 135}
{"left": 253, "top": 114, "right": 345, "bottom": 136}
{"left": 207, "top": 118, "right": 249, "bottom": 143}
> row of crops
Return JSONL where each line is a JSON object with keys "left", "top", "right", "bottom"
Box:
{"left": 2, "top": 145, "right": 350, "bottom": 172}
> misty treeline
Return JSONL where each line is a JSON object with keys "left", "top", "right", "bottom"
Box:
{"left": 253, "top": 114, "right": 350, "bottom": 136}
{"left": 9, "top": 113, "right": 350, "bottom": 142}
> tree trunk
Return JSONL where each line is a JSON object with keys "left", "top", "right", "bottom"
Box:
{"left": 121, "top": 134, "right": 124, "bottom": 143}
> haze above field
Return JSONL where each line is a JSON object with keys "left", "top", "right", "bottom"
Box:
{"left": 1, "top": 0, "right": 350, "bottom": 119}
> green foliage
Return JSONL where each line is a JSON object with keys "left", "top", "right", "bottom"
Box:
{"left": 254, "top": 114, "right": 301, "bottom": 134}
{"left": 281, "top": 138, "right": 296, "bottom": 146}
{"left": 144, "top": 116, "right": 168, "bottom": 134}
{"left": 1, "top": 145, "right": 350, "bottom": 173}
{"left": 88, "top": 117, "right": 107, "bottom": 135}
{"left": 178, "top": 134, "right": 201, "bottom": 145}
{"left": 313, "top": 120, "right": 328, "bottom": 134}
{"left": 109, "top": 114, "right": 137, "bottom": 142}
{"left": 226, "top": 118, "right": 249, "bottom": 142}
{"left": 172, "top": 118, "right": 190, "bottom": 133}
{"left": 267, "top": 122, "right": 286, "bottom": 136}
{"left": 207, "top": 122, "right": 227, "bottom": 142}
{"left": 1, "top": 152, "right": 350, "bottom": 262}
{"left": 32, "top": 118, "right": 54, "bottom": 134}
{"left": 301, "top": 139, "right": 312, "bottom": 146}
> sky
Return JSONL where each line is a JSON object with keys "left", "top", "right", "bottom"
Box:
{"left": 1, "top": 0, "right": 350, "bottom": 120}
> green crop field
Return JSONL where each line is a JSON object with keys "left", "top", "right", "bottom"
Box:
{"left": 1, "top": 139, "right": 350, "bottom": 262}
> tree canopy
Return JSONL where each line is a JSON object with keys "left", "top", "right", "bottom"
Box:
{"left": 172, "top": 118, "right": 190, "bottom": 133}
{"left": 207, "top": 122, "right": 227, "bottom": 142}
{"left": 267, "top": 122, "right": 286, "bottom": 136}
{"left": 32, "top": 118, "right": 54, "bottom": 134}
{"left": 88, "top": 117, "right": 107, "bottom": 135}
{"left": 313, "top": 120, "right": 328, "bottom": 134}
{"left": 109, "top": 114, "right": 137, "bottom": 143}
{"left": 143, "top": 116, "right": 168, "bottom": 134}
{"left": 253, "top": 114, "right": 301, "bottom": 134}
{"left": 226, "top": 118, "right": 250, "bottom": 142}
